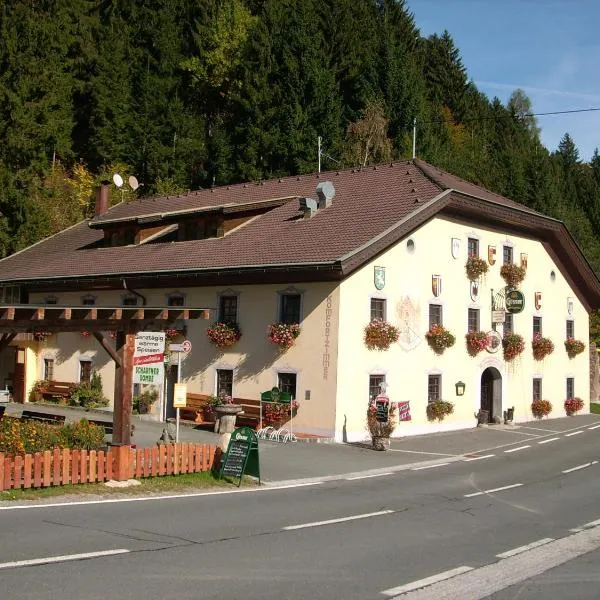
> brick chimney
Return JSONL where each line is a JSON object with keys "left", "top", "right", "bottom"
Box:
{"left": 95, "top": 183, "right": 109, "bottom": 217}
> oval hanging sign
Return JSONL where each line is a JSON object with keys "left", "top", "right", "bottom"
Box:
{"left": 505, "top": 289, "right": 525, "bottom": 314}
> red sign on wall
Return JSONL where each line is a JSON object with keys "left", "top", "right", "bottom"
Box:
{"left": 397, "top": 401, "right": 411, "bottom": 422}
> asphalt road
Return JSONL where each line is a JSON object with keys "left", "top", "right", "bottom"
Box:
{"left": 3, "top": 422, "right": 600, "bottom": 599}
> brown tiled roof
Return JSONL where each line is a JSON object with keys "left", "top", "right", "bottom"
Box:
{"left": 0, "top": 159, "right": 596, "bottom": 310}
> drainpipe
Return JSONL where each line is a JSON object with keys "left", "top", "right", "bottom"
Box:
{"left": 122, "top": 279, "right": 147, "bottom": 306}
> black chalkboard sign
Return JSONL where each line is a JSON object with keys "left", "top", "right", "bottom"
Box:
{"left": 375, "top": 397, "right": 389, "bottom": 423}
{"left": 219, "top": 426, "right": 260, "bottom": 486}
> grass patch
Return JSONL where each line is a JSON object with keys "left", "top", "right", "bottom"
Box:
{"left": 590, "top": 403, "right": 600, "bottom": 415}
{"left": 0, "top": 470, "right": 258, "bottom": 502}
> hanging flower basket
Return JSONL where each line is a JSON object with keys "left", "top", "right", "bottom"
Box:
{"left": 206, "top": 322, "right": 241, "bottom": 349}
{"left": 532, "top": 333, "right": 554, "bottom": 361}
{"left": 267, "top": 322, "right": 300, "bottom": 349}
{"left": 564, "top": 337, "right": 585, "bottom": 359}
{"left": 531, "top": 399, "right": 552, "bottom": 419}
{"left": 426, "top": 400, "right": 454, "bottom": 422}
{"left": 80, "top": 331, "right": 91, "bottom": 338}
{"left": 502, "top": 333, "right": 525, "bottom": 361}
{"left": 165, "top": 328, "right": 184, "bottom": 340}
{"left": 465, "top": 331, "right": 489, "bottom": 357}
{"left": 33, "top": 331, "right": 53, "bottom": 342}
{"left": 564, "top": 397, "right": 584, "bottom": 416}
{"left": 465, "top": 256, "right": 488, "bottom": 281}
{"left": 500, "top": 263, "right": 526, "bottom": 287}
{"left": 425, "top": 325, "right": 456, "bottom": 355}
{"left": 364, "top": 318, "right": 400, "bottom": 351}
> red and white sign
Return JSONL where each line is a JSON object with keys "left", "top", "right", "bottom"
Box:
{"left": 398, "top": 401, "right": 412, "bottom": 422}
{"left": 182, "top": 340, "right": 192, "bottom": 353}
{"left": 133, "top": 332, "right": 165, "bottom": 385}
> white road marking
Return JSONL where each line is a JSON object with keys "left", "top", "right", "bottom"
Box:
{"left": 381, "top": 566, "right": 473, "bottom": 596}
{"left": 588, "top": 424, "right": 600, "bottom": 430}
{"left": 283, "top": 510, "right": 394, "bottom": 530}
{"left": 565, "top": 431, "right": 584, "bottom": 437}
{"left": 538, "top": 437, "right": 560, "bottom": 444}
{"left": 496, "top": 537, "right": 554, "bottom": 558}
{"left": 387, "top": 449, "right": 457, "bottom": 456}
{"left": 519, "top": 426, "right": 560, "bottom": 433}
{"left": 464, "top": 483, "right": 523, "bottom": 498}
{"left": 504, "top": 445, "right": 530, "bottom": 453}
{"left": 562, "top": 462, "right": 592, "bottom": 474}
{"left": 346, "top": 472, "right": 393, "bottom": 481}
{"left": 412, "top": 463, "right": 448, "bottom": 471}
{"left": 0, "top": 549, "right": 129, "bottom": 570}
{"left": 463, "top": 454, "right": 495, "bottom": 462}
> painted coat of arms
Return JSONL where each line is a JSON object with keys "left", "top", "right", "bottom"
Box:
{"left": 374, "top": 266, "right": 385, "bottom": 290}
{"left": 488, "top": 245, "right": 496, "bottom": 265}
{"left": 470, "top": 280, "right": 479, "bottom": 301}
{"left": 535, "top": 291, "right": 542, "bottom": 310}
{"left": 567, "top": 297, "right": 574, "bottom": 315}
{"left": 451, "top": 238, "right": 460, "bottom": 259}
{"left": 520, "top": 253, "right": 528, "bottom": 270}
{"left": 432, "top": 275, "right": 442, "bottom": 297}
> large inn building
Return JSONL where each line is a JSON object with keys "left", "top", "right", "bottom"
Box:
{"left": 0, "top": 159, "right": 598, "bottom": 441}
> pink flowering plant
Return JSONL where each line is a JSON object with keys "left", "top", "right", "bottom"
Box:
{"left": 465, "top": 331, "right": 489, "bottom": 356}
{"left": 263, "top": 400, "right": 299, "bottom": 426}
{"left": 267, "top": 322, "right": 301, "bottom": 349}
{"left": 425, "top": 324, "right": 456, "bottom": 355}
{"left": 165, "top": 328, "right": 184, "bottom": 340}
{"left": 465, "top": 256, "right": 488, "bottom": 281}
{"left": 532, "top": 333, "right": 554, "bottom": 361}
{"left": 500, "top": 263, "right": 526, "bottom": 287}
{"left": 531, "top": 399, "right": 552, "bottom": 419}
{"left": 502, "top": 333, "right": 525, "bottom": 361}
{"left": 564, "top": 397, "right": 584, "bottom": 415}
{"left": 564, "top": 337, "right": 585, "bottom": 359}
{"left": 364, "top": 318, "right": 400, "bottom": 351}
{"left": 206, "top": 322, "right": 241, "bottom": 349}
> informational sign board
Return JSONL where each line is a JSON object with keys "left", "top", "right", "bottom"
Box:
{"left": 173, "top": 383, "right": 187, "bottom": 408}
{"left": 220, "top": 426, "right": 260, "bottom": 486}
{"left": 133, "top": 332, "right": 165, "bottom": 386}
{"left": 398, "top": 401, "right": 412, "bottom": 422}
{"left": 492, "top": 310, "right": 506, "bottom": 323}
{"left": 375, "top": 394, "right": 389, "bottom": 423}
{"left": 505, "top": 290, "right": 525, "bottom": 314}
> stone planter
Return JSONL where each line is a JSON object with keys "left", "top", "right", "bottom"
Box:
{"left": 214, "top": 404, "right": 243, "bottom": 451}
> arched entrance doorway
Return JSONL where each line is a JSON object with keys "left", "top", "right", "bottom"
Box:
{"left": 480, "top": 367, "right": 502, "bottom": 423}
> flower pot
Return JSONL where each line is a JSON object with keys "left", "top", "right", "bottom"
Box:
{"left": 371, "top": 435, "right": 389, "bottom": 451}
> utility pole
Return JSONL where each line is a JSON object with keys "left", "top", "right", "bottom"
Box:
{"left": 412, "top": 118, "right": 417, "bottom": 159}
{"left": 318, "top": 136, "right": 322, "bottom": 173}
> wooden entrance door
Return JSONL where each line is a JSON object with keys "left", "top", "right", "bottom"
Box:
{"left": 480, "top": 369, "right": 494, "bottom": 422}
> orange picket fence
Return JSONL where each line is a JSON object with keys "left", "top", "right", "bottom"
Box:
{"left": 0, "top": 443, "right": 217, "bottom": 491}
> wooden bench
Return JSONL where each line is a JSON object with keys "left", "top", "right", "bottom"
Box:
{"left": 180, "top": 393, "right": 211, "bottom": 423}
{"left": 234, "top": 398, "right": 261, "bottom": 428}
{"left": 39, "top": 381, "right": 77, "bottom": 402}
{"left": 21, "top": 410, "right": 66, "bottom": 425}
{"left": 87, "top": 419, "right": 114, "bottom": 435}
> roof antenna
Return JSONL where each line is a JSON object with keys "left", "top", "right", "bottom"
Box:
{"left": 318, "top": 136, "right": 341, "bottom": 173}
{"left": 412, "top": 118, "right": 417, "bottom": 159}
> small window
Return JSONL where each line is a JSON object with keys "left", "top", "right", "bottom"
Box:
{"left": 216, "top": 369, "right": 233, "bottom": 397}
{"left": 183, "top": 220, "right": 204, "bottom": 241}
{"left": 533, "top": 378, "right": 542, "bottom": 401}
{"left": 168, "top": 294, "right": 185, "bottom": 307}
{"left": 82, "top": 296, "right": 96, "bottom": 306}
{"left": 428, "top": 374, "right": 441, "bottom": 402}
{"left": 566, "top": 377, "right": 574, "bottom": 399}
{"left": 566, "top": 320, "right": 574, "bottom": 339}
{"left": 44, "top": 358, "right": 54, "bottom": 381}
{"left": 277, "top": 373, "right": 297, "bottom": 399}
{"left": 370, "top": 298, "right": 386, "bottom": 321}
{"left": 280, "top": 294, "right": 301, "bottom": 324}
{"left": 429, "top": 304, "right": 443, "bottom": 329}
{"left": 467, "top": 237, "right": 479, "bottom": 257}
{"left": 122, "top": 296, "right": 138, "bottom": 306}
{"left": 44, "top": 296, "right": 58, "bottom": 305}
{"left": 503, "top": 313, "right": 514, "bottom": 335}
{"left": 468, "top": 308, "right": 480, "bottom": 332}
{"left": 533, "top": 316, "right": 542, "bottom": 336}
{"left": 503, "top": 246, "right": 513, "bottom": 265}
{"left": 369, "top": 374, "right": 385, "bottom": 401}
{"left": 219, "top": 295, "right": 238, "bottom": 324}
{"left": 79, "top": 360, "right": 92, "bottom": 383}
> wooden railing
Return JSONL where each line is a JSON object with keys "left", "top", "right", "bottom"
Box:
{"left": 0, "top": 443, "right": 217, "bottom": 491}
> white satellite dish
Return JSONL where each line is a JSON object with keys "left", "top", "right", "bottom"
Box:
{"left": 112, "top": 173, "right": 124, "bottom": 188}
{"left": 128, "top": 175, "right": 139, "bottom": 191}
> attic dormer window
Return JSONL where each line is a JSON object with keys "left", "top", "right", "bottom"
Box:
{"left": 108, "top": 228, "right": 135, "bottom": 247}
{"left": 181, "top": 217, "right": 220, "bottom": 241}
{"left": 82, "top": 295, "right": 96, "bottom": 306}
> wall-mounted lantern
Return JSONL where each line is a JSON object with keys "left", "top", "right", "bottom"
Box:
{"left": 455, "top": 381, "right": 466, "bottom": 396}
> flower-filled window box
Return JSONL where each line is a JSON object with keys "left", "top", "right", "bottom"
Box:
{"left": 531, "top": 398, "right": 552, "bottom": 419}
{"left": 364, "top": 318, "right": 400, "bottom": 351}
{"left": 465, "top": 331, "right": 489, "bottom": 356}
{"left": 426, "top": 400, "right": 454, "bottom": 422}
{"left": 165, "top": 328, "right": 184, "bottom": 341}
{"left": 465, "top": 256, "right": 488, "bottom": 281}
{"left": 564, "top": 337, "right": 585, "bottom": 359}
{"left": 532, "top": 333, "right": 554, "bottom": 361}
{"left": 263, "top": 400, "right": 298, "bottom": 426}
{"left": 425, "top": 325, "right": 456, "bottom": 355}
{"left": 502, "top": 333, "right": 525, "bottom": 361}
{"left": 564, "top": 396, "right": 584, "bottom": 416}
{"left": 206, "top": 322, "right": 241, "bottom": 349}
{"left": 500, "top": 263, "right": 526, "bottom": 288}
{"left": 33, "top": 331, "right": 53, "bottom": 342}
{"left": 267, "top": 322, "right": 300, "bottom": 349}
{"left": 80, "top": 331, "right": 91, "bottom": 338}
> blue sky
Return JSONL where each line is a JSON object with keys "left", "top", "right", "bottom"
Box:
{"left": 408, "top": 0, "right": 600, "bottom": 161}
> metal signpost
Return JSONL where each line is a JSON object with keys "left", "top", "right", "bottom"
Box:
{"left": 168, "top": 340, "right": 192, "bottom": 442}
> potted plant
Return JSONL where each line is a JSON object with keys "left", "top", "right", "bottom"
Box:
{"left": 206, "top": 321, "right": 241, "bottom": 349}
{"left": 564, "top": 397, "right": 584, "bottom": 416}
{"left": 133, "top": 388, "right": 159, "bottom": 414}
{"left": 367, "top": 400, "right": 397, "bottom": 450}
{"left": 364, "top": 318, "right": 400, "bottom": 351}
{"left": 531, "top": 398, "right": 552, "bottom": 419}
{"left": 267, "top": 322, "right": 301, "bottom": 349}
{"left": 465, "top": 331, "right": 489, "bottom": 356}
{"left": 426, "top": 400, "right": 454, "bottom": 422}
{"left": 465, "top": 256, "right": 488, "bottom": 281}
{"left": 204, "top": 393, "right": 234, "bottom": 422}
{"left": 425, "top": 324, "right": 456, "bottom": 355}
{"left": 564, "top": 337, "right": 585, "bottom": 358}
{"left": 500, "top": 263, "right": 526, "bottom": 287}
{"left": 532, "top": 333, "right": 554, "bottom": 360}
{"left": 502, "top": 333, "right": 525, "bottom": 361}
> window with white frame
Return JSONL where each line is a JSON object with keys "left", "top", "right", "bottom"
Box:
{"left": 428, "top": 374, "right": 441, "bottom": 402}
{"left": 468, "top": 308, "right": 480, "bottom": 332}
{"left": 277, "top": 372, "right": 297, "bottom": 399}
{"left": 370, "top": 298, "right": 386, "bottom": 321}
{"left": 219, "top": 295, "right": 238, "bottom": 324}
{"left": 279, "top": 294, "right": 301, "bottom": 324}
{"left": 79, "top": 360, "right": 92, "bottom": 383}
{"left": 369, "top": 374, "right": 385, "bottom": 401}
{"left": 533, "top": 316, "right": 542, "bottom": 336}
{"left": 216, "top": 369, "right": 233, "bottom": 397}
{"left": 503, "top": 245, "right": 513, "bottom": 265}
{"left": 429, "top": 304, "right": 443, "bottom": 328}
{"left": 566, "top": 377, "right": 574, "bottom": 399}
{"left": 533, "top": 378, "right": 542, "bottom": 401}
{"left": 566, "top": 319, "right": 574, "bottom": 339}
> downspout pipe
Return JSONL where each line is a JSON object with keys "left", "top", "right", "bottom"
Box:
{"left": 122, "top": 279, "right": 147, "bottom": 306}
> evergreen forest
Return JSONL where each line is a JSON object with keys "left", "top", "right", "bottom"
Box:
{"left": 1, "top": 0, "right": 599, "bottom": 285}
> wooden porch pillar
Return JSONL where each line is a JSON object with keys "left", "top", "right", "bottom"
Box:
{"left": 112, "top": 330, "right": 135, "bottom": 446}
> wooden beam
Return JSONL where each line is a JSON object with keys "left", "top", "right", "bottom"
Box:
{"left": 92, "top": 332, "right": 122, "bottom": 369}
{"left": 112, "top": 331, "right": 134, "bottom": 446}
{"left": 0, "top": 333, "right": 16, "bottom": 353}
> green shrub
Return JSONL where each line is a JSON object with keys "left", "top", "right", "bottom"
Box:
{"left": 28, "top": 380, "right": 48, "bottom": 403}
{"left": 133, "top": 388, "right": 158, "bottom": 414}
{"left": 58, "top": 419, "right": 105, "bottom": 450}
{"left": 69, "top": 382, "right": 109, "bottom": 408}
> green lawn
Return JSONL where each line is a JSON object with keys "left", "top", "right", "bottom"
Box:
{"left": 590, "top": 403, "right": 600, "bottom": 415}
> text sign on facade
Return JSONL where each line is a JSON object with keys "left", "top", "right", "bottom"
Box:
{"left": 133, "top": 332, "right": 165, "bottom": 385}
{"left": 505, "top": 290, "right": 525, "bottom": 314}
{"left": 173, "top": 383, "right": 187, "bottom": 408}
{"left": 492, "top": 310, "right": 506, "bottom": 323}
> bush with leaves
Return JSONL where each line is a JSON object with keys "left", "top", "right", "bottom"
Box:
{"left": 133, "top": 388, "right": 159, "bottom": 414}
{"left": 58, "top": 419, "right": 106, "bottom": 450}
